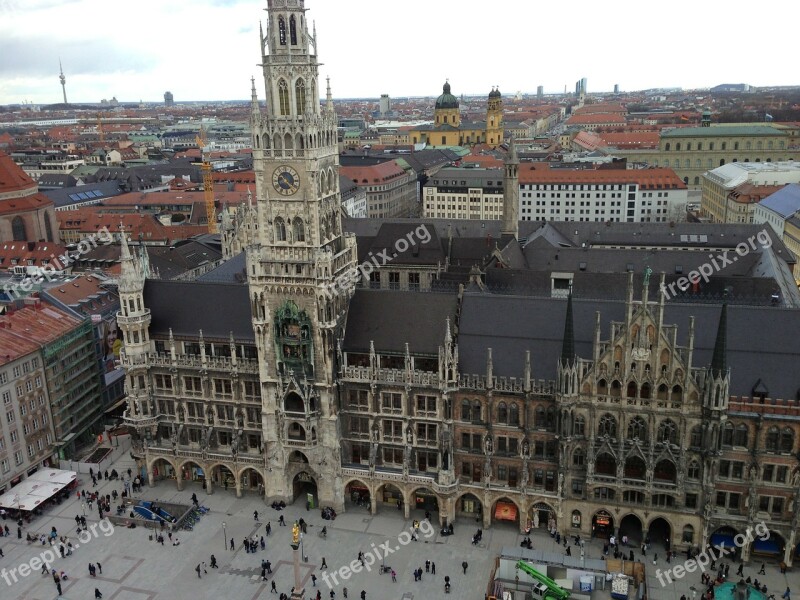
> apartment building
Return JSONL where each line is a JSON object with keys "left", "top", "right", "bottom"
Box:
{"left": 519, "top": 166, "right": 687, "bottom": 223}
{"left": 423, "top": 167, "right": 504, "bottom": 220}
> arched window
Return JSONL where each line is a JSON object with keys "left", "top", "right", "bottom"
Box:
{"left": 676, "top": 143, "right": 681, "bottom": 151}
{"left": 734, "top": 424, "right": 748, "bottom": 447}
{"left": 690, "top": 425, "right": 702, "bottom": 448}
{"left": 509, "top": 403, "right": 519, "bottom": 426}
{"left": 597, "top": 379, "right": 608, "bottom": 395}
{"left": 546, "top": 406, "right": 556, "bottom": 430}
{"left": 610, "top": 380, "right": 621, "bottom": 397}
{"left": 626, "top": 381, "right": 638, "bottom": 398}
{"left": 672, "top": 385, "right": 683, "bottom": 402}
{"left": 687, "top": 461, "right": 700, "bottom": 480}
{"left": 274, "top": 217, "right": 286, "bottom": 241}
{"left": 289, "top": 15, "right": 297, "bottom": 45}
{"left": 722, "top": 422, "right": 734, "bottom": 447}
{"left": 598, "top": 414, "right": 617, "bottom": 438}
{"left": 627, "top": 416, "right": 647, "bottom": 441}
{"left": 295, "top": 78, "right": 306, "bottom": 114}
{"left": 278, "top": 16, "right": 287, "bottom": 45}
{"left": 293, "top": 217, "right": 305, "bottom": 242}
{"left": 682, "top": 525, "right": 694, "bottom": 544}
{"left": 460, "top": 400, "right": 470, "bottom": 421}
{"left": 497, "top": 402, "right": 508, "bottom": 424}
{"left": 640, "top": 383, "right": 651, "bottom": 399}
{"left": 278, "top": 79, "right": 290, "bottom": 116}
{"left": 574, "top": 415, "right": 585, "bottom": 436}
{"left": 658, "top": 419, "right": 678, "bottom": 445}
{"left": 534, "top": 406, "right": 545, "bottom": 427}
{"left": 11, "top": 216, "right": 26, "bottom": 241}
{"left": 765, "top": 426, "right": 779, "bottom": 452}
{"left": 472, "top": 400, "right": 481, "bottom": 422}
{"left": 781, "top": 427, "right": 795, "bottom": 453}
{"left": 572, "top": 448, "right": 585, "bottom": 467}
{"left": 665, "top": 143, "right": 671, "bottom": 151}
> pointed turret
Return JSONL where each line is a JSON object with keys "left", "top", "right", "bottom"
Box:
{"left": 250, "top": 76, "right": 260, "bottom": 117}
{"left": 711, "top": 303, "right": 728, "bottom": 378}
{"left": 561, "top": 292, "right": 575, "bottom": 366}
{"left": 326, "top": 76, "right": 334, "bottom": 113}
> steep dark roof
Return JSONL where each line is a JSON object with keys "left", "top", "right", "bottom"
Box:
{"left": 364, "top": 222, "right": 445, "bottom": 266}
{"left": 457, "top": 293, "right": 800, "bottom": 399}
{"left": 343, "top": 289, "right": 457, "bottom": 355}
{"left": 143, "top": 280, "right": 253, "bottom": 341}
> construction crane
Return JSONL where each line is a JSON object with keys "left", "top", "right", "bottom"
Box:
{"left": 195, "top": 126, "right": 217, "bottom": 233}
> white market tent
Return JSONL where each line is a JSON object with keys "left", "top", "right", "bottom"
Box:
{"left": 0, "top": 468, "right": 77, "bottom": 511}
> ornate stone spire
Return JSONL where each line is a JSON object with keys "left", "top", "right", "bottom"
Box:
{"left": 561, "top": 291, "right": 575, "bottom": 366}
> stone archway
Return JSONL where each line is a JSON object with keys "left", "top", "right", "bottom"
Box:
{"left": 409, "top": 487, "right": 440, "bottom": 522}
{"left": 455, "top": 492, "right": 483, "bottom": 524}
{"left": 344, "top": 479, "right": 371, "bottom": 512}
{"left": 239, "top": 467, "right": 265, "bottom": 496}
{"left": 491, "top": 496, "right": 521, "bottom": 530}
{"left": 619, "top": 513, "right": 644, "bottom": 545}
{"left": 292, "top": 471, "right": 318, "bottom": 506}
{"left": 149, "top": 457, "right": 177, "bottom": 486}
{"left": 648, "top": 517, "right": 672, "bottom": 552}
{"left": 592, "top": 509, "right": 615, "bottom": 540}
{"left": 376, "top": 483, "right": 405, "bottom": 514}
{"left": 527, "top": 501, "right": 557, "bottom": 533}
{"left": 210, "top": 463, "right": 236, "bottom": 493}
{"left": 178, "top": 460, "right": 209, "bottom": 493}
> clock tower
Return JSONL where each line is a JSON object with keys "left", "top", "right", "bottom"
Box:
{"left": 247, "top": 0, "right": 357, "bottom": 510}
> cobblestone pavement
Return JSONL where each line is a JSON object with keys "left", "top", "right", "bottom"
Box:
{"left": 1, "top": 451, "right": 797, "bottom": 599}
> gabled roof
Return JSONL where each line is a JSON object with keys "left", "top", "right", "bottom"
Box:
{"left": 758, "top": 184, "right": 800, "bottom": 219}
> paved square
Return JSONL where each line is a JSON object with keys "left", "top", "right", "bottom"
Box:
{"left": 2, "top": 451, "right": 798, "bottom": 599}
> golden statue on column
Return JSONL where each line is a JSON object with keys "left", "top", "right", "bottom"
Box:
{"left": 292, "top": 522, "right": 300, "bottom": 544}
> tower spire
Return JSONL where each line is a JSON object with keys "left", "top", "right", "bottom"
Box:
{"left": 711, "top": 303, "right": 728, "bottom": 378}
{"left": 326, "top": 76, "right": 333, "bottom": 112}
{"left": 501, "top": 134, "right": 520, "bottom": 238}
{"left": 560, "top": 291, "right": 575, "bottom": 366}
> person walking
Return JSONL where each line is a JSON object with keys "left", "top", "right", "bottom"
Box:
{"left": 230, "top": 538, "right": 235, "bottom": 551}
{"left": 94, "top": 588, "right": 102, "bottom": 598}
{"left": 97, "top": 562, "right": 102, "bottom": 574}
{"left": 737, "top": 563, "right": 744, "bottom": 577}
{"left": 782, "top": 588, "right": 790, "bottom": 600}
{"left": 266, "top": 522, "right": 272, "bottom": 536}
{"left": 758, "top": 563, "right": 766, "bottom": 575}
{"left": 254, "top": 510, "right": 259, "bottom": 521}
{"left": 311, "top": 574, "right": 317, "bottom": 587}
{"left": 279, "top": 515, "right": 286, "bottom": 526}
{"left": 210, "top": 555, "right": 218, "bottom": 568}
{"left": 196, "top": 564, "right": 202, "bottom": 578}
{"left": 462, "top": 561, "right": 468, "bottom": 574}
{"left": 425, "top": 560, "right": 430, "bottom": 573}
{"left": 321, "top": 557, "right": 327, "bottom": 569}
{"left": 391, "top": 569, "right": 396, "bottom": 582}
{"left": 431, "top": 562, "right": 436, "bottom": 575}
{"left": 360, "top": 591, "right": 366, "bottom": 600}
{"left": 270, "top": 580, "right": 277, "bottom": 593}
{"left": 343, "top": 587, "right": 347, "bottom": 598}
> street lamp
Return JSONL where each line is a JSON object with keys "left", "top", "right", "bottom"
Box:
{"left": 222, "top": 522, "right": 227, "bottom": 551}
{"left": 300, "top": 532, "right": 306, "bottom": 563}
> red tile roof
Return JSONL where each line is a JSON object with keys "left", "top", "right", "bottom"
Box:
{"left": 573, "top": 103, "right": 627, "bottom": 115}
{"left": 0, "top": 150, "right": 37, "bottom": 194}
{"left": 0, "top": 302, "right": 82, "bottom": 366}
{"left": 597, "top": 132, "right": 661, "bottom": 149}
{"left": 566, "top": 113, "right": 627, "bottom": 125}
{"left": 519, "top": 164, "right": 686, "bottom": 188}
{"left": 57, "top": 210, "right": 209, "bottom": 244}
{"left": 340, "top": 161, "right": 407, "bottom": 185}
{"left": 0, "top": 242, "right": 67, "bottom": 272}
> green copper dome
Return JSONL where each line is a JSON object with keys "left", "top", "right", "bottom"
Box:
{"left": 435, "top": 82, "right": 459, "bottom": 109}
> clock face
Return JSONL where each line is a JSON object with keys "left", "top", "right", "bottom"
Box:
{"left": 272, "top": 166, "right": 300, "bottom": 196}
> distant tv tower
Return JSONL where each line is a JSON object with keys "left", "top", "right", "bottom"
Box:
{"left": 59, "top": 59, "right": 68, "bottom": 104}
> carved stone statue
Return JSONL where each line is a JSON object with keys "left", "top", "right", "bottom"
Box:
{"left": 403, "top": 443, "right": 412, "bottom": 466}
{"left": 231, "top": 430, "right": 240, "bottom": 457}
{"left": 369, "top": 441, "right": 378, "bottom": 468}
{"left": 533, "top": 513, "right": 539, "bottom": 529}
{"left": 484, "top": 434, "right": 493, "bottom": 455}
{"left": 558, "top": 473, "right": 565, "bottom": 497}
{"left": 406, "top": 427, "right": 413, "bottom": 445}
{"left": 703, "top": 500, "right": 712, "bottom": 520}
{"left": 170, "top": 425, "right": 178, "bottom": 456}
{"left": 522, "top": 439, "right": 530, "bottom": 459}
{"left": 519, "top": 463, "right": 529, "bottom": 489}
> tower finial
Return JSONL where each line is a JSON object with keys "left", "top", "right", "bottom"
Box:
{"left": 560, "top": 291, "right": 575, "bottom": 366}
{"left": 711, "top": 303, "right": 728, "bottom": 378}
{"left": 326, "top": 76, "right": 333, "bottom": 112}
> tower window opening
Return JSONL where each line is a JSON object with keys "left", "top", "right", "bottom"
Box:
{"left": 278, "top": 16, "right": 286, "bottom": 45}
{"left": 289, "top": 15, "right": 297, "bottom": 45}
{"left": 278, "top": 79, "right": 290, "bottom": 116}
{"left": 295, "top": 79, "right": 306, "bottom": 115}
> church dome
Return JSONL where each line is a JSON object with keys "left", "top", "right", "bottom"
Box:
{"left": 489, "top": 87, "right": 501, "bottom": 99}
{"left": 435, "top": 82, "right": 459, "bottom": 109}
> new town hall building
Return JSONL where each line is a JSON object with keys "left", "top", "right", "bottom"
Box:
{"left": 120, "top": 0, "right": 800, "bottom": 567}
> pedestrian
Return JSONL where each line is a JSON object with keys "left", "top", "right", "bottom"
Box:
{"left": 312, "top": 574, "right": 317, "bottom": 587}
{"left": 782, "top": 588, "right": 790, "bottom": 600}
{"left": 330, "top": 591, "right": 335, "bottom": 599}
{"left": 271, "top": 580, "right": 277, "bottom": 593}
{"left": 279, "top": 515, "right": 286, "bottom": 526}
{"left": 322, "top": 557, "right": 327, "bottom": 569}
{"left": 431, "top": 562, "right": 436, "bottom": 575}
{"left": 210, "top": 555, "right": 218, "bottom": 568}
{"left": 425, "top": 560, "right": 430, "bottom": 573}
{"left": 56, "top": 582, "right": 62, "bottom": 595}
{"left": 391, "top": 569, "right": 397, "bottom": 582}
{"left": 343, "top": 587, "right": 348, "bottom": 598}
{"left": 360, "top": 591, "right": 366, "bottom": 600}
{"left": 266, "top": 560, "right": 272, "bottom": 574}
{"left": 230, "top": 538, "right": 235, "bottom": 551}
{"left": 737, "top": 563, "right": 744, "bottom": 576}
{"left": 97, "top": 562, "right": 102, "bottom": 574}
{"left": 196, "top": 563, "right": 202, "bottom": 578}
{"left": 261, "top": 536, "right": 266, "bottom": 550}
{"left": 462, "top": 561, "right": 468, "bottom": 574}
{"left": 759, "top": 563, "right": 766, "bottom": 575}
{"left": 566, "top": 546, "right": 571, "bottom": 557}
{"left": 254, "top": 510, "right": 259, "bottom": 521}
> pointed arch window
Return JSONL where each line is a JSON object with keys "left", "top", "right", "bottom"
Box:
{"left": 781, "top": 427, "right": 795, "bottom": 453}
{"left": 497, "top": 402, "right": 508, "bottom": 424}
{"left": 690, "top": 425, "right": 702, "bottom": 448}
{"left": 289, "top": 15, "right": 297, "bottom": 45}
{"left": 274, "top": 217, "right": 286, "bottom": 241}
{"left": 509, "top": 403, "right": 519, "bottom": 426}
{"left": 278, "top": 16, "right": 287, "bottom": 45}
{"left": 12, "top": 216, "right": 27, "bottom": 241}
{"left": 295, "top": 79, "right": 306, "bottom": 115}
{"left": 598, "top": 414, "right": 617, "bottom": 438}
{"left": 657, "top": 419, "right": 678, "bottom": 445}
{"left": 278, "top": 79, "right": 290, "bottom": 116}
{"left": 573, "top": 415, "right": 585, "bottom": 436}
{"left": 293, "top": 217, "right": 305, "bottom": 242}
{"left": 627, "top": 416, "right": 647, "bottom": 441}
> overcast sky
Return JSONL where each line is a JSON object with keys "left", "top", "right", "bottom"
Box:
{"left": 0, "top": 0, "right": 796, "bottom": 106}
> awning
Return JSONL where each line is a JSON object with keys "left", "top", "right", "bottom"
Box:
{"left": 710, "top": 533, "right": 736, "bottom": 549}
{"left": 495, "top": 501, "right": 518, "bottom": 521}
{"left": 753, "top": 538, "right": 781, "bottom": 555}
{"left": 0, "top": 468, "right": 77, "bottom": 510}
